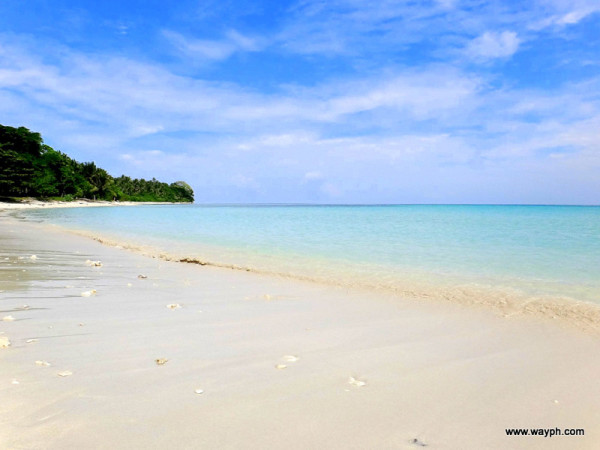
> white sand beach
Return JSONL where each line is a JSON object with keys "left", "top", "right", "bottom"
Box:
{"left": 0, "top": 199, "right": 179, "bottom": 210}
{"left": 1, "top": 215, "right": 600, "bottom": 449}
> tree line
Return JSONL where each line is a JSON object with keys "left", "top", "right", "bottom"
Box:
{"left": 0, "top": 124, "right": 194, "bottom": 203}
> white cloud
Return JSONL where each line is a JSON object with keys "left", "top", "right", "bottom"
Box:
{"left": 528, "top": 0, "right": 600, "bottom": 29}
{"left": 278, "top": 0, "right": 598, "bottom": 60}
{"left": 466, "top": 31, "right": 520, "bottom": 60}
{"left": 1, "top": 30, "right": 600, "bottom": 203}
{"left": 558, "top": 10, "right": 590, "bottom": 24}
{"left": 321, "top": 71, "right": 481, "bottom": 120}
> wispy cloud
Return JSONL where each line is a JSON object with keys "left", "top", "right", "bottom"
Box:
{"left": 277, "top": 0, "right": 455, "bottom": 56}
{"left": 276, "top": 0, "right": 597, "bottom": 64}
{"left": 163, "top": 29, "right": 264, "bottom": 61}
{"left": 530, "top": 0, "right": 600, "bottom": 29}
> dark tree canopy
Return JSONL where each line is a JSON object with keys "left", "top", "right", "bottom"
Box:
{"left": 0, "top": 124, "right": 194, "bottom": 203}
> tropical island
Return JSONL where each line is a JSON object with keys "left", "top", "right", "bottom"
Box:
{"left": 0, "top": 124, "right": 194, "bottom": 203}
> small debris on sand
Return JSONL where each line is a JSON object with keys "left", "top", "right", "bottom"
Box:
{"left": 85, "top": 259, "right": 103, "bottom": 267}
{"left": 80, "top": 290, "right": 97, "bottom": 297}
{"left": 57, "top": 371, "right": 73, "bottom": 377}
{"left": 155, "top": 358, "right": 168, "bottom": 365}
{"left": 127, "top": 283, "right": 132, "bottom": 287}
{"left": 2, "top": 315, "right": 15, "bottom": 322}
{"left": 16, "top": 305, "right": 30, "bottom": 310}
{"left": 194, "top": 389, "right": 204, "bottom": 394}
{"left": 410, "top": 438, "right": 427, "bottom": 446}
{"left": 275, "top": 364, "right": 287, "bottom": 370}
{"left": 35, "top": 360, "right": 51, "bottom": 367}
{"left": 26, "top": 338, "right": 38, "bottom": 344}
{"left": 0, "top": 336, "right": 11, "bottom": 348}
{"left": 166, "top": 303, "right": 182, "bottom": 310}
{"left": 29, "top": 255, "right": 37, "bottom": 260}
{"left": 11, "top": 379, "right": 19, "bottom": 385}
{"left": 282, "top": 355, "right": 299, "bottom": 362}
{"left": 348, "top": 376, "right": 367, "bottom": 387}
{"left": 138, "top": 274, "right": 148, "bottom": 279}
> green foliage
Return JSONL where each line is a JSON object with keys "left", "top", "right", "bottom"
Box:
{"left": 0, "top": 125, "right": 43, "bottom": 195}
{"left": 113, "top": 176, "right": 194, "bottom": 203}
{"left": 0, "top": 124, "right": 194, "bottom": 203}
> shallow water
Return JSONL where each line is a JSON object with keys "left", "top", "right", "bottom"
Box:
{"left": 18, "top": 204, "right": 600, "bottom": 317}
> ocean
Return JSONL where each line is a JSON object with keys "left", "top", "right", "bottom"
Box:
{"left": 17, "top": 204, "right": 600, "bottom": 320}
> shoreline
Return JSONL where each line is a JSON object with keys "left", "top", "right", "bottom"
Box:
{"left": 1, "top": 216, "right": 600, "bottom": 448}
{"left": 10, "top": 211, "right": 600, "bottom": 335}
{"left": 0, "top": 199, "right": 190, "bottom": 210}
{"left": 70, "top": 228, "right": 600, "bottom": 334}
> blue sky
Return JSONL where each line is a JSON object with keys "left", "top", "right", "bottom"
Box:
{"left": 1, "top": 0, "right": 599, "bottom": 204}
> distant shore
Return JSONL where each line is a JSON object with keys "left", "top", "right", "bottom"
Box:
{"left": 0, "top": 198, "right": 189, "bottom": 210}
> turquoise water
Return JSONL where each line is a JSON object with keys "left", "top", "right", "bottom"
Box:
{"left": 20, "top": 204, "right": 600, "bottom": 307}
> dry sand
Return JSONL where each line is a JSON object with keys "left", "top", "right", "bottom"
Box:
{"left": 1, "top": 214, "right": 600, "bottom": 449}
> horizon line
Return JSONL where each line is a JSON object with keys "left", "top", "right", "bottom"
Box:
{"left": 188, "top": 202, "right": 600, "bottom": 207}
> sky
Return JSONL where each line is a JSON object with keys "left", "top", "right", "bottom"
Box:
{"left": 0, "top": 0, "right": 599, "bottom": 204}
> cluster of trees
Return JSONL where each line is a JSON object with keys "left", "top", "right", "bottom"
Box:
{"left": 0, "top": 125, "right": 194, "bottom": 203}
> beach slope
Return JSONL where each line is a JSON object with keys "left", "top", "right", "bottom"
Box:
{"left": 1, "top": 218, "right": 599, "bottom": 449}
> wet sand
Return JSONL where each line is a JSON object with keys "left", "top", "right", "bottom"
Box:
{"left": 1, "top": 216, "right": 600, "bottom": 449}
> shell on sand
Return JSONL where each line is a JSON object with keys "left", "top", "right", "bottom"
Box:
{"left": 29, "top": 255, "right": 37, "bottom": 260}
{"left": 348, "top": 376, "right": 367, "bottom": 387}
{"left": 275, "top": 364, "right": 287, "bottom": 370}
{"left": 80, "top": 290, "right": 97, "bottom": 297}
{"left": 282, "top": 355, "right": 299, "bottom": 362}
{"left": 2, "top": 315, "right": 15, "bottom": 322}
{"left": 194, "top": 389, "right": 204, "bottom": 394}
{"left": 35, "top": 360, "right": 51, "bottom": 367}
{"left": 26, "top": 338, "right": 38, "bottom": 344}
{"left": 57, "top": 371, "right": 73, "bottom": 377}
{"left": 0, "top": 336, "right": 10, "bottom": 348}
{"left": 155, "top": 358, "right": 168, "bottom": 365}
{"left": 166, "top": 303, "right": 182, "bottom": 309}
